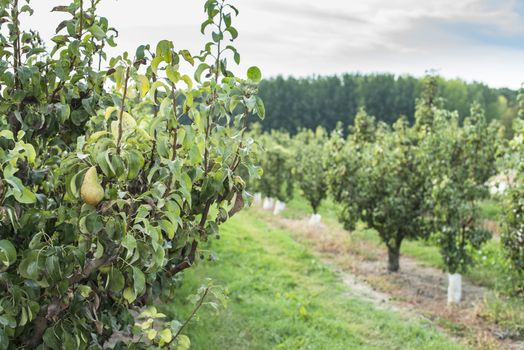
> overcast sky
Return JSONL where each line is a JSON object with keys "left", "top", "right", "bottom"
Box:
{"left": 28, "top": 0, "right": 524, "bottom": 89}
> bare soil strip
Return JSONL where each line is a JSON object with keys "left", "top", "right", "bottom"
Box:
{"left": 257, "top": 210, "right": 524, "bottom": 350}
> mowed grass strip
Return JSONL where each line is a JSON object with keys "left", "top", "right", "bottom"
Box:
{"left": 169, "top": 211, "right": 466, "bottom": 350}
{"left": 284, "top": 194, "right": 509, "bottom": 290}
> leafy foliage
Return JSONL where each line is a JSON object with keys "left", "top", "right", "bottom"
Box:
{"left": 420, "top": 104, "right": 499, "bottom": 274}
{"left": 329, "top": 111, "right": 428, "bottom": 272}
{"left": 0, "top": 0, "right": 263, "bottom": 348}
{"left": 251, "top": 130, "right": 294, "bottom": 202}
{"left": 328, "top": 78, "right": 499, "bottom": 275}
{"left": 292, "top": 127, "right": 329, "bottom": 213}
{"left": 501, "top": 84, "right": 524, "bottom": 294}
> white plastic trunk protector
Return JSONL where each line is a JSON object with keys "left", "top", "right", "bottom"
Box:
{"left": 447, "top": 273, "right": 462, "bottom": 304}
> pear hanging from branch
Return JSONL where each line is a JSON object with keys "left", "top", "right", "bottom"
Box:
{"left": 81, "top": 166, "right": 105, "bottom": 206}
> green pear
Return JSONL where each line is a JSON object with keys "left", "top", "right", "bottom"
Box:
{"left": 80, "top": 166, "right": 105, "bottom": 206}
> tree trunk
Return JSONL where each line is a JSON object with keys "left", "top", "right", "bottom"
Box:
{"left": 387, "top": 245, "right": 400, "bottom": 272}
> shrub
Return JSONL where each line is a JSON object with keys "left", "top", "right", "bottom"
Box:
{"left": 0, "top": 0, "right": 263, "bottom": 347}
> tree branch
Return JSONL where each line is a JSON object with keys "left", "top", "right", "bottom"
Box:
{"left": 116, "top": 66, "right": 131, "bottom": 155}
{"left": 172, "top": 287, "right": 209, "bottom": 341}
{"left": 24, "top": 242, "right": 120, "bottom": 347}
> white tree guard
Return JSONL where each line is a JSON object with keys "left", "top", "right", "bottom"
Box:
{"left": 273, "top": 200, "right": 286, "bottom": 215}
{"left": 447, "top": 273, "right": 462, "bottom": 304}
{"left": 253, "top": 193, "right": 262, "bottom": 206}
{"left": 308, "top": 214, "right": 322, "bottom": 225}
{"left": 262, "top": 197, "right": 274, "bottom": 210}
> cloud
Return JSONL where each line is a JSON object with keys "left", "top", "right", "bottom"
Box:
{"left": 21, "top": 0, "right": 524, "bottom": 88}
{"left": 256, "top": 1, "right": 368, "bottom": 25}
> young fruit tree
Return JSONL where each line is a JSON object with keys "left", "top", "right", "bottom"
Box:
{"left": 420, "top": 104, "right": 498, "bottom": 303}
{"left": 0, "top": 0, "right": 263, "bottom": 348}
{"left": 293, "top": 127, "right": 329, "bottom": 224}
{"left": 329, "top": 111, "right": 428, "bottom": 272}
{"left": 253, "top": 130, "right": 294, "bottom": 214}
{"left": 500, "top": 85, "right": 524, "bottom": 295}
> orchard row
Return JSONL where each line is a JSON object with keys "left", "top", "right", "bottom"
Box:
{"left": 251, "top": 76, "right": 524, "bottom": 303}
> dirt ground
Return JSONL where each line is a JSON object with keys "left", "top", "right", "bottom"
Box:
{"left": 258, "top": 210, "right": 524, "bottom": 350}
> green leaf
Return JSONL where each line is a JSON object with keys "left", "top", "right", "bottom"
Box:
{"left": 137, "top": 75, "right": 150, "bottom": 98}
{"left": 151, "top": 56, "right": 163, "bottom": 74}
{"left": 0, "top": 329, "right": 9, "bottom": 350}
{"left": 247, "top": 66, "right": 262, "bottom": 82}
{"left": 150, "top": 81, "right": 168, "bottom": 103}
{"left": 194, "top": 63, "right": 209, "bottom": 83}
{"left": 132, "top": 267, "right": 146, "bottom": 296}
{"left": 201, "top": 19, "right": 213, "bottom": 34}
{"left": 122, "top": 234, "right": 137, "bottom": 259}
{"left": 226, "top": 26, "right": 238, "bottom": 40}
{"left": 45, "top": 255, "right": 61, "bottom": 281}
{"left": 159, "top": 328, "right": 173, "bottom": 343}
{"left": 89, "top": 24, "right": 106, "bottom": 40}
{"left": 181, "top": 75, "right": 193, "bottom": 90}
{"left": 125, "top": 149, "right": 145, "bottom": 180}
{"left": 18, "top": 252, "right": 40, "bottom": 280}
{"left": 223, "top": 13, "right": 232, "bottom": 27}
{"left": 14, "top": 187, "right": 37, "bottom": 204}
{"left": 0, "top": 315, "right": 16, "bottom": 328}
{"left": 108, "top": 268, "right": 125, "bottom": 293}
{"left": 43, "top": 326, "right": 61, "bottom": 349}
{"left": 123, "top": 287, "right": 136, "bottom": 303}
{"left": 0, "top": 240, "right": 16, "bottom": 269}
{"left": 228, "top": 4, "right": 239, "bottom": 16}
{"left": 0, "top": 130, "right": 14, "bottom": 140}
{"left": 212, "top": 31, "right": 223, "bottom": 43}
{"left": 51, "top": 5, "right": 70, "bottom": 13}
{"left": 234, "top": 51, "right": 240, "bottom": 65}
{"left": 77, "top": 285, "right": 92, "bottom": 298}
{"left": 104, "top": 106, "right": 117, "bottom": 120}
{"left": 156, "top": 40, "right": 174, "bottom": 63}
{"left": 255, "top": 96, "right": 266, "bottom": 119}
{"left": 115, "top": 66, "right": 125, "bottom": 92}
{"left": 176, "top": 335, "right": 191, "bottom": 350}
{"left": 160, "top": 220, "right": 175, "bottom": 239}
{"left": 166, "top": 65, "right": 180, "bottom": 84}
{"left": 180, "top": 50, "right": 194, "bottom": 66}
{"left": 229, "top": 95, "right": 241, "bottom": 113}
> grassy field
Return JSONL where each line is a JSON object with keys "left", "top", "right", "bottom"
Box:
{"left": 167, "top": 211, "right": 466, "bottom": 350}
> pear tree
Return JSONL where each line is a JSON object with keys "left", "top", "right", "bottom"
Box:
{"left": 293, "top": 127, "right": 329, "bottom": 223}
{"left": 329, "top": 111, "right": 429, "bottom": 272}
{"left": 500, "top": 85, "right": 524, "bottom": 295}
{"left": 253, "top": 130, "right": 294, "bottom": 213}
{"left": 0, "top": 0, "right": 263, "bottom": 347}
{"left": 420, "top": 104, "right": 498, "bottom": 303}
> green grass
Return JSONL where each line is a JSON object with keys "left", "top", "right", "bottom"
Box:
{"left": 281, "top": 193, "right": 340, "bottom": 224}
{"left": 168, "top": 211, "right": 466, "bottom": 350}
{"left": 479, "top": 293, "right": 524, "bottom": 338}
{"left": 478, "top": 198, "right": 503, "bottom": 221}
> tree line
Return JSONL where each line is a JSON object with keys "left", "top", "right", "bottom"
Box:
{"left": 257, "top": 74, "right": 518, "bottom": 137}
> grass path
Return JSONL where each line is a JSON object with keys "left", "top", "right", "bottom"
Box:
{"left": 168, "top": 211, "right": 466, "bottom": 350}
